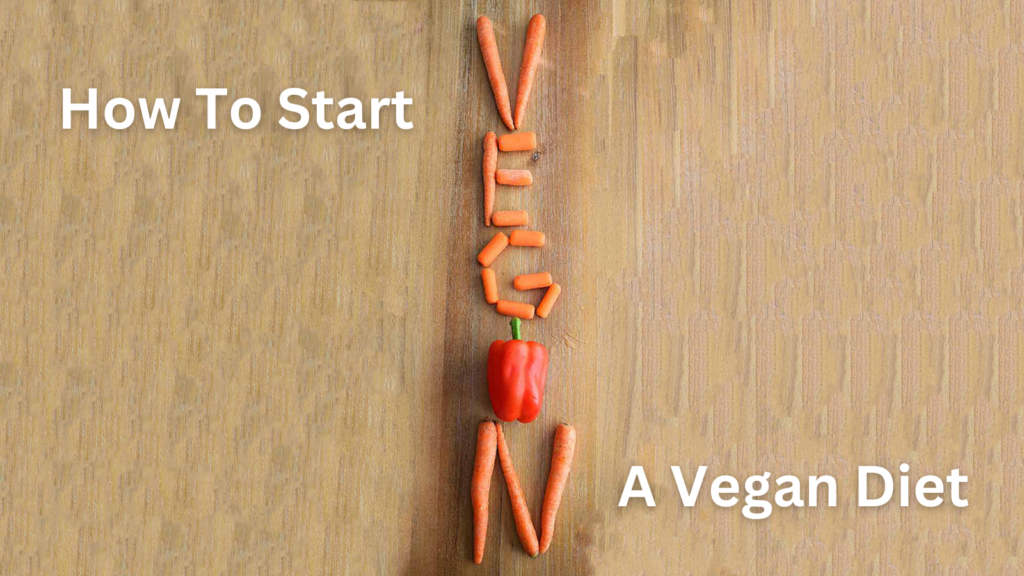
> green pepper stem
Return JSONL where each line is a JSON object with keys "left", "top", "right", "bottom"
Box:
{"left": 510, "top": 317, "right": 522, "bottom": 340}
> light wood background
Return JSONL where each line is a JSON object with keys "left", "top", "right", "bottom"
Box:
{"left": 2, "top": 1, "right": 1023, "bottom": 574}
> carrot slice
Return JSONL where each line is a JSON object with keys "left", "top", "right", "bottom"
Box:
{"left": 513, "top": 15, "right": 546, "bottom": 129}
{"left": 536, "top": 284, "right": 561, "bottom": 318}
{"left": 478, "top": 232, "right": 509, "bottom": 267}
{"left": 476, "top": 17, "right": 515, "bottom": 130}
{"left": 496, "top": 169, "right": 533, "bottom": 186}
{"left": 496, "top": 423, "right": 540, "bottom": 557}
{"left": 496, "top": 300, "right": 535, "bottom": 320}
{"left": 481, "top": 268, "right": 499, "bottom": 304}
{"left": 492, "top": 210, "right": 529, "bottom": 227}
{"left": 498, "top": 132, "right": 537, "bottom": 152}
{"left": 509, "top": 230, "right": 545, "bottom": 247}
{"left": 483, "top": 131, "right": 498, "bottom": 225}
{"left": 513, "top": 272, "right": 553, "bottom": 291}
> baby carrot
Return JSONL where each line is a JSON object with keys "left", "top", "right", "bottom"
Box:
{"left": 514, "top": 272, "right": 553, "bottom": 291}
{"left": 472, "top": 421, "right": 498, "bottom": 564}
{"left": 496, "top": 423, "right": 540, "bottom": 557}
{"left": 513, "top": 14, "right": 546, "bottom": 128}
{"left": 509, "top": 230, "right": 545, "bottom": 247}
{"left": 484, "top": 131, "right": 498, "bottom": 225}
{"left": 476, "top": 16, "right": 515, "bottom": 130}
{"left": 498, "top": 132, "right": 537, "bottom": 152}
{"left": 496, "top": 169, "right": 533, "bottom": 186}
{"left": 478, "top": 232, "right": 509, "bottom": 267}
{"left": 496, "top": 300, "right": 535, "bottom": 320}
{"left": 492, "top": 210, "right": 529, "bottom": 227}
{"left": 481, "top": 268, "right": 499, "bottom": 304}
{"left": 536, "top": 283, "right": 561, "bottom": 318}
{"left": 539, "top": 424, "right": 576, "bottom": 554}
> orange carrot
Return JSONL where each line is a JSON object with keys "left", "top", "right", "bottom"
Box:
{"left": 498, "top": 132, "right": 537, "bottom": 152}
{"left": 514, "top": 272, "right": 553, "bottom": 291}
{"left": 496, "top": 169, "right": 533, "bottom": 186}
{"left": 496, "top": 300, "right": 535, "bottom": 320}
{"left": 484, "top": 131, "right": 498, "bottom": 225}
{"left": 496, "top": 423, "right": 540, "bottom": 557}
{"left": 536, "top": 283, "right": 561, "bottom": 318}
{"left": 539, "top": 424, "right": 576, "bottom": 554}
{"left": 492, "top": 210, "right": 529, "bottom": 227}
{"left": 472, "top": 421, "right": 498, "bottom": 564}
{"left": 509, "top": 230, "right": 545, "bottom": 247}
{"left": 513, "top": 14, "right": 546, "bottom": 128}
{"left": 476, "top": 16, "right": 515, "bottom": 130}
{"left": 481, "top": 268, "right": 499, "bottom": 304}
{"left": 478, "top": 232, "right": 509, "bottom": 267}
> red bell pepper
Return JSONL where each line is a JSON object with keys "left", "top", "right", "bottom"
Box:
{"left": 488, "top": 317, "right": 549, "bottom": 423}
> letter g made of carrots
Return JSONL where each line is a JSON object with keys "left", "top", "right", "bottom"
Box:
{"left": 487, "top": 318, "right": 549, "bottom": 423}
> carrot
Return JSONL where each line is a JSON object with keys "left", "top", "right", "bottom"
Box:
{"left": 484, "top": 131, "right": 498, "bottom": 225}
{"left": 472, "top": 421, "right": 498, "bottom": 564}
{"left": 496, "top": 423, "right": 540, "bottom": 557}
{"left": 478, "top": 232, "right": 509, "bottom": 267}
{"left": 536, "top": 283, "right": 561, "bottom": 318}
{"left": 492, "top": 210, "right": 529, "bottom": 227}
{"left": 481, "top": 268, "right": 499, "bottom": 304}
{"left": 476, "top": 16, "right": 515, "bottom": 130}
{"left": 509, "top": 230, "right": 545, "bottom": 247}
{"left": 513, "top": 14, "right": 547, "bottom": 129}
{"left": 514, "top": 272, "right": 553, "bottom": 291}
{"left": 539, "top": 424, "right": 576, "bottom": 554}
{"left": 496, "top": 169, "right": 533, "bottom": 186}
{"left": 498, "top": 132, "right": 537, "bottom": 152}
{"left": 496, "top": 300, "right": 535, "bottom": 320}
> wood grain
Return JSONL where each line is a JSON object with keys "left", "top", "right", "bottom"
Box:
{"left": 1, "top": 1, "right": 1023, "bottom": 574}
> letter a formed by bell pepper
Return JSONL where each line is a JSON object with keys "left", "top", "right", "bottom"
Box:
{"left": 488, "top": 318, "right": 549, "bottom": 423}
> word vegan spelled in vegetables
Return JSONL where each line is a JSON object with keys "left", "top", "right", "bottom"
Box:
{"left": 472, "top": 421, "right": 498, "bottom": 564}
{"left": 488, "top": 318, "right": 548, "bottom": 423}
{"left": 469, "top": 15, "right": 572, "bottom": 560}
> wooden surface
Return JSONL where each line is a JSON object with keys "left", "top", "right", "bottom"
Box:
{"left": 2, "top": 1, "right": 1024, "bottom": 574}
